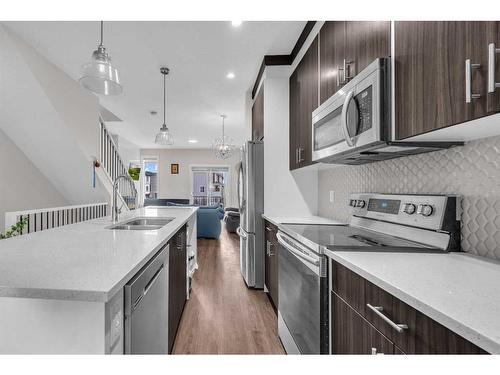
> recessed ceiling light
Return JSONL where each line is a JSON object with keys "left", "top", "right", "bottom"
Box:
{"left": 188, "top": 139, "right": 198, "bottom": 143}
{"left": 226, "top": 72, "right": 235, "bottom": 79}
{"left": 231, "top": 21, "right": 242, "bottom": 27}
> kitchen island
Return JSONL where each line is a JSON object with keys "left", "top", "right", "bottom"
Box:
{"left": 0, "top": 206, "right": 197, "bottom": 354}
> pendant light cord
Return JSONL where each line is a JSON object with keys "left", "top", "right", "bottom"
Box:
{"left": 221, "top": 115, "right": 225, "bottom": 147}
{"left": 163, "top": 72, "right": 166, "bottom": 126}
{"left": 100, "top": 21, "right": 104, "bottom": 46}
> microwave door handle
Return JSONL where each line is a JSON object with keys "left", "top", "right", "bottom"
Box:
{"left": 341, "top": 91, "right": 355, "bottom": 147}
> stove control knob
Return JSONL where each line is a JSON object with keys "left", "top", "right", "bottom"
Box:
{"left": 349, "top": 199, "right": 357, "bottom": 207}
{"left": 356, "top": 200, "right": 366, "bottom": 208}
{"left": 417, "top": 204, "right": 434, "bottom": 217}
{"left": 402, "top": 203, "right": 416, "bottom": 215}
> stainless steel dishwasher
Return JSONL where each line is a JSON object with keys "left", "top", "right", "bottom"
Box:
{"left": 124, "top": 245, "right": 168, "bottom": 354}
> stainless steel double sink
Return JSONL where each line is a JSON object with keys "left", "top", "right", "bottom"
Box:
{"left": 108, "top": 217, "right": 175, "bottom": 231}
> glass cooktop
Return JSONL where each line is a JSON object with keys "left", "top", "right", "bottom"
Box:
{"left": 281, "top": 223, "right": 434, "bottom": 251}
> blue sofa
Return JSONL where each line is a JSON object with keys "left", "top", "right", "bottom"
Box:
{"left": 196, "top": 205, "right": 225, "bottom": 239}
{"left": 144, "top": 199, "right": 224, "bottom": 239}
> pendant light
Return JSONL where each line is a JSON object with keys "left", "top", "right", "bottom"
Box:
{"left": 213, "top": 115, "right": 235, "bottom": 159}
{"left": 155, "top": 67, "right": 174, "bottom": 145}
{"left": 79, "top": 21, "right": 122, "bottom": 95}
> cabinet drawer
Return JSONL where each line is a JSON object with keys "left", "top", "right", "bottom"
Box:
{"left": 331, "top": 260, "right": 487, "bottom": 354}
{"left": 364, "top": 277, "right": 486, "bottom": 354}
{"left": 332, "top": 292, "right": 394, "bottom": 355}
{"left": 331, "top": 261, "right": 365, "bottom": 313}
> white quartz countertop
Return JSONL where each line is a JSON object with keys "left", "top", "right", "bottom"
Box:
{"left": 325, "top": 249, "right": 500, "bottom": 354}
{"left": 262, "top": 214, "right": 345, "bottom": 226}
{"left": 0, "top": 207, "right": 197, "bottom": 303}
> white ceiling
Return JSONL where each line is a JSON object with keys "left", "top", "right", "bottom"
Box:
{"left": 3, "top": 21, "right": 305, "bottom": 149}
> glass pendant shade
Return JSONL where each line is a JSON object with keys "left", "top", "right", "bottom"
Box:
{"left": 79, "top": 22, "right": 122, "bottom": 96}
{"left": 155, "top": 124, "right": 174, "bottom": 145}
{"left": 79, "top": 46, "right": 122, "bottom": 95}
{"left": 213, "top": 115, "right": 235, "bottom": 159}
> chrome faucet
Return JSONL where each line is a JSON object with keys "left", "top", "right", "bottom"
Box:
{"left": 112, "top": 174, "right": 136, "bottom": 222}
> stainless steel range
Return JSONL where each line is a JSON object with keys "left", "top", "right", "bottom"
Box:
{"left": 277, "top": 193, "right": 461, "bottom": 354}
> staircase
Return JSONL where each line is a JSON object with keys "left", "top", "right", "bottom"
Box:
{"left": 0, "top": 24, "right": 137, "bottom": 231}
{"left": 98, "top": 119, "right": 137, "bottom": 211}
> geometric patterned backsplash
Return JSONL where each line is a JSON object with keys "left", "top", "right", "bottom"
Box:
{"left": 318, "top": 135, "right": 500, "bottom": 260}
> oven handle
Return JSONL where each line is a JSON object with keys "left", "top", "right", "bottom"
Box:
{"left": 276, "top": 232, "right": 320, "bottom": 266}
{"left": 341, "top": 90, "right": 355, "bottom": 147}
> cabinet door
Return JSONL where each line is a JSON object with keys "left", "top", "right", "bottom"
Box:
{"left": 168, "top": 226, "right": 187, "bottom": 353}
{"left": 319, "top": 21, "right": 346, "bottom": 104}
{"left": 345, "top": 21, "right": 391, "bottom": 79}
{"left": 332, "top": 292, "right": 394, "bottom": 354}
{"left": 364, "top": 276, "right": 486, "bottom": 354}
{"left": 391, "top": 294, "right": 486, "bottom": 354}
{"left": 289, "top": 69, "right": 300, "bottom": 170}
{"left": 395, "top": 21, "right": 499, "bottom": 140}
{"left": 289, "top": 36, "right": 319, "bottom": 170}
{"left": 252, "top": 86, "right": 264, "bottom": 141}
{"left": 264, "top": 221, "right": 278, "bottom": 309}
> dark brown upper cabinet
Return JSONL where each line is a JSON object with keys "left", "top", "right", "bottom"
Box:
{"left": 252, "top": 85, "right": 264, "bottom": 141}
{"left": 319, "top": 21, "right": 390, "bottom": 105}
{"left": 319, "top": 21, "right": 346, "bottom": 104}
{"left": 289, "top": 36, "right": 319, "bottom": 170}
{"left": 394, "top": 21, "right": 500, "bottom": 140}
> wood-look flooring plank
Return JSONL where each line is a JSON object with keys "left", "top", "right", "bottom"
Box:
{"left": 172, "top": 226, "right": 284, "bottom": 354}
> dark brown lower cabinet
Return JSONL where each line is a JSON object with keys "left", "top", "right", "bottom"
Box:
{"left": 332, "top": 292, "right": 394, "bottom": 354}
{"left": 331, "top": 260, "right": 488, "bottom": 354}
{"left": 168, "top": 225, "right": 187, "bottom": 353}
{"left": 264, "top": 221, "right": 279, "bottom": 310}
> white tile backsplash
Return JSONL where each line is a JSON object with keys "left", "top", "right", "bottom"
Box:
{"left": 318, "top": 135, "right": 500, "bottom": 260}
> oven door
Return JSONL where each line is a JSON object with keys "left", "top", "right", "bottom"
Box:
{"left": 277, "top": 231, "right": 328, "bottom": 354}
{"left": 311, "top": 58, "right": 385, "bottom": 162}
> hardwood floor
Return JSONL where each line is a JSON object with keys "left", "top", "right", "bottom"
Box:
{"left": 172, "top": 226, "right": 285, "bottom": 354}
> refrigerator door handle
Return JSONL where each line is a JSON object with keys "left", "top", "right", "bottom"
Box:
{"left": 236, "top": 226, "right": 248, "bottom": 239}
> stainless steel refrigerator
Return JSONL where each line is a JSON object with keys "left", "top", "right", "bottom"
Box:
{"left": 236, "top": 140, "right": 264, "bottom": 289}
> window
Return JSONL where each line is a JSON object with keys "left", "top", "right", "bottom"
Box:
{"left": 191, "top": 166, "right": 229, "bottom": 206}
{"left": 143, "top": 159, "right": 158, "bottom": 200}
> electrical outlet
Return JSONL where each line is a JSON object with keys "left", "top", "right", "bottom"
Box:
{"left": 329, "top": 191, "right": 335, "bottom": 203}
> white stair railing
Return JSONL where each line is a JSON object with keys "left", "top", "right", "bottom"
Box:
{"left": 4, "top": 203, "right": 109, "bottom": 234}
{"left": 99, "top": 120, "right": 137, "bottom": 210}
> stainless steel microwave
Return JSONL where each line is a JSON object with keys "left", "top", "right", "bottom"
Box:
{"left": 311, "top": 58, "right": 462, "bottom": 165}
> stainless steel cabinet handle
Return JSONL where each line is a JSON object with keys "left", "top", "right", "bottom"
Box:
{"left": 366, "top": 303, "right": 408, "bottom": 333}
{"left": 343, "top": 59, "right": 355, "bottom": 82}
{"left": 465, "top": 59, "right": 481, "bottom": 103}
{"left": 297, "top": 147, "right": 305, "bottom": 163}
{"left": 266, "top": 240, "right": 275, "bottom": 256}
{"left": 336, "top": 65, "right": 344, "bottom": 86}
{"left": 488, "top": 43, "right": 500, "bottom": 93}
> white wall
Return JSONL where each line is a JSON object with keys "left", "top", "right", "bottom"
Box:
{"left": 0, "top": 129, "right": 68, "bottom": 231}
{"left": 140, "top": 148, "right": 240, "bottom": 207}
{"left": 0, "top": 25, "right": 107, "bottom": 206}
{"left": 262, "top": 67, "right": 318, "bottom": 217}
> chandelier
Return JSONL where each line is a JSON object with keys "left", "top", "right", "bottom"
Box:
{"left": 213, "top": 115, "right": 236, "bottom": 159}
